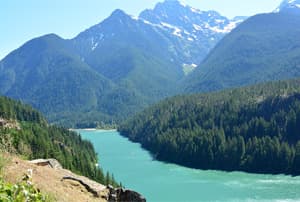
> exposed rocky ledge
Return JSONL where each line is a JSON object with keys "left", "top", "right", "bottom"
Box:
{"left": 5, "top": 156, "right": 108, "bottom": 201}
{"left": 29, "top": 158, "right": 108, "bottom": 199}
{"left": 27, "top": 157, "right": 146, "bottom": 201}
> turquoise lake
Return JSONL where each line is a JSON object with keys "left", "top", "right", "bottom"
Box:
{"left": 79, "top": 129, "right": 300, "bottom": 202}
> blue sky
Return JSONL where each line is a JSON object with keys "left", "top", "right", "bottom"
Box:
{"left": 0, "top": 0, "right": 282, "bottom": 60}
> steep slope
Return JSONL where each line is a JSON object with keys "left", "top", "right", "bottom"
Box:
{"left": 0, "top": 96, "right": 123, "bottom": 186}
{"left": 183, "top": 5, "right": 300, "bottom": 93}
{"left": 119, "top": 78, "right": 300, "bottom": 175}
{"left": 0, "top": 96, "right": 147, "bottom": 201}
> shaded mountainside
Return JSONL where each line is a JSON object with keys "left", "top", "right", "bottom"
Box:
{"left": 0, "top": 96, "right": 119, "bottom": 186}
{"left": 0, "top": 33, "right": 145, "bottom": 127}
{"left": 119, "top": 78, "right": 300, "bottom": 175}
{"left": 183, "top": 9, "right": 300, "bottom": 93}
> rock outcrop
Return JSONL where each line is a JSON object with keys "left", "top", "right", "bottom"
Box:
{"left": 108, "top": 185, "right": 146, "bottom": 202}
{"left": 29, "top": 158, "right": 63, "bottom": 169}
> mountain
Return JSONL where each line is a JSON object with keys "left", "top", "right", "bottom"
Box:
{"left": 0, "top": 9, "right": 183, "bottom": 126}
{"left": 139, "top": 0, "right": 245, "bottom": 69}
{"left": 73, "top": 9, "right": 183, "bottom": 98}
{"left": 119, "top": 78, "right": 300, "bottom": 175}
{"left": 0, "top": 34, "right": 128, "bottom": 126}
{"left": 0, "top": 0, "right": 243, "bottom": 126}
{"left": 183, "top": 3, "right": 300, "bottom": 93}
{"left": 275, "top": 0, "right": 300, "bottom": 13}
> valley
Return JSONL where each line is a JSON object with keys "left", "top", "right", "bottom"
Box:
{"left": 1, "top": 0, "right": 300, "bottom": 201}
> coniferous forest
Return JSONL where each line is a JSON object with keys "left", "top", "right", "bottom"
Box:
{"left": 119, "top": 78, "right": 300, "bottom": 175}
{"left": 0, "top": 96, "right": 119, "bottom": 186}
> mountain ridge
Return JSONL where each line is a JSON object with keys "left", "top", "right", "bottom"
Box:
{"left": 2, "top": 0, "right": 299, "bottom": 127}
{"left": 0, "top": 0, "right": 244, "bottom": 126}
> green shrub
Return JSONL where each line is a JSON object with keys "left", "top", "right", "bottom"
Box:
{"left": 0, "top": 175, "right": 48, "bottom": 202}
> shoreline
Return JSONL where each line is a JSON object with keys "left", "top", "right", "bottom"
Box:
{"left": 69, "top": 128, "right": 117, "bottom": 132}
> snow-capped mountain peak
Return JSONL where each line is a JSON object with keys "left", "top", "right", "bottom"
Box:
{"left": 136, "top": 0, "right": 246, "bottom": 67}
{"left": 73, "top": 0, "right": 246, "bottom": 68}
{"left": 139, "top": 0, "right": 244, "bottom": 40}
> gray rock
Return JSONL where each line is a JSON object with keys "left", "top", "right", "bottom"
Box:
{"left": 29, "top": 158, "right": 63, "bottom": 169}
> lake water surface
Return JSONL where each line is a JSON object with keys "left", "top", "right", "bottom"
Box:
{"left": 79, "top": 129, "right": 300, "bottom": 202}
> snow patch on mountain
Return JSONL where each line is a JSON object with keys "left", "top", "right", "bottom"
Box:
{"left": 90, "top": 34, "right": 104, "bottom": 51}
{"left": 139, "top": 0, "right": 245, "bottom": 42}
{"left": 178, "top": 1, "right": 187, "bottom": 7}
{"left": 130, "top": 15, "right": 139, "bottom": 21}
{"left": 190, "top": 7, "right": 202, "bottom": 14}
{"left": 193, "top": 24, "right": 202, "bottom": 31}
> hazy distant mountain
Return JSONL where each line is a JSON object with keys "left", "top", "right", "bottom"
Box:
{"left": 275, "top": 0, "right": 300, "bottom": 13}
{"left": 183, "top": 6, "right": 300, "bottom": 93}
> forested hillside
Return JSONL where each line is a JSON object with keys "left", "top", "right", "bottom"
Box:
{"left": 119, "top": 78, "right": 300, "bottom": 175}
{"left": 0, "top": 96, "right": 119, "bottom": 186}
